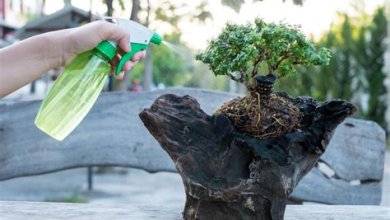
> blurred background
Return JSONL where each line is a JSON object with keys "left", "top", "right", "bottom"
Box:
{"left": 1, "top": 0, "right": 390, "bottom": 134}
{"left": 0, "top": 0, "right": 389, "bottom": 207}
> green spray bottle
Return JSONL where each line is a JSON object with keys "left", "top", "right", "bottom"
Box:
{"left": 35, "top": 19, "right": 163, "bottom": 141}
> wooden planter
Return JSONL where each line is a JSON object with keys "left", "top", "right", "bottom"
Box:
{"left": 140, "top": 93, "right": 356, "bottom": 220}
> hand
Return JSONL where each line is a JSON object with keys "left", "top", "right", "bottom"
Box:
{"left": 60, "top": 21, "right": 145, "bottom": 79}
{"left": 0, "top": 20, "right": 146, "bottom": 97}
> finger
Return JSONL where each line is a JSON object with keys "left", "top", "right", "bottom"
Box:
{"left": 117, "top": 34, "right": 131, "bottom": 53}
{"left": 108, "top": 68, "right": 115, "bottom": 76}
{"left": 110, "top": 54, "right": 121, "bottom": 67}
{"left": 109, "top": 54, "right": 121, "bottom": 75}
{"left": 117, "top": 71, "right": 125, "bottom": 80}
{"left": 131, "top": 51, "right": 146, "bottom": 62}
{"left": 116, "top": 49, "right": 145, "bottom": 63}
{"left": 122, "top": 61, "right": 134, "bottom": 72}
{"left": 116, "top": 47, "right": 127, "bottom": 56}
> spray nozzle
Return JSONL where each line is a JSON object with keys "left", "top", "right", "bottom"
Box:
{"left": 115, "top": 19, "right": 163, "bottom": 75}
{"left": 151, "top": 32, "right": 163, "bottom": 45}
{"left": 95, "top": 16, "right": 163, "bottom": 76}
{"left": 115, "top": 31, "right": 162, "bottom": 76}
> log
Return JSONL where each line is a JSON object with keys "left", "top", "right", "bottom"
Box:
{"left": 0, "top": 89, "right": 235, "bottom": 180}
{"left": 139, "top": 94, "right": 356, "bottom": 220}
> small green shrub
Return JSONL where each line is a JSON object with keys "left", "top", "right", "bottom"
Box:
{"left": 196, "top": 19, "right": 331, "bottom": 88}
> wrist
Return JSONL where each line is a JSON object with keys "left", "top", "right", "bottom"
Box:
{"left": 39, "top": 30, "right": 67, "bottom": 68}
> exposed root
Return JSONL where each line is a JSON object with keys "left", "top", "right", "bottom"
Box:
{"left": 214, "top": 92, "right": 301, "bottom": 139}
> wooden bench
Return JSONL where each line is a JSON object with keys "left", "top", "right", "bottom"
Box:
{"left": 0, "top": 88, "right": 386, "bottom": 206}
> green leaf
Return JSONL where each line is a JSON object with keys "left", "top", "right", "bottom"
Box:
{"left": 196, "top": 19, "right": 331, "bottom": 85}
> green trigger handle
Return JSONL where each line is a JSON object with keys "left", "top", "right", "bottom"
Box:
{"left": 116, "top": 43, "right": 148, "bottom": 76}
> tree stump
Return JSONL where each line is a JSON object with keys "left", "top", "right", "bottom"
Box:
{"left": 139, "top": 93, "right": 356, "bottom": 220}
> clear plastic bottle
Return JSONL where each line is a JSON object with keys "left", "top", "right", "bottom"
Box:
{"left": 35, "top": 41, "right": 115, "bottom": 141}
{"left": 35, "top": 20, "right": 163, "bottom": 141}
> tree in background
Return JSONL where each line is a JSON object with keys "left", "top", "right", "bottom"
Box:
{"left": 277, "top": 15, "right": 358, "bottom": 100}
{"left": 102, "top": 0, "right": 125, "bottom": 91}
{"left": 277, "top": 6, "right": 388, "bottom": 130}
{"left": 221, "top": 0, "right": 303, "bottom": 13}
{"left": 130, "top": 32, "right": 193, "bottom": 88}
{"left": 103, "top": 0, "right": 308, "bottom": 92}
{"left": 103, "top": 0, "right": 211, "bottom": 91}
{"left": 355, "top": 7, "right": 387, "bottom": 128}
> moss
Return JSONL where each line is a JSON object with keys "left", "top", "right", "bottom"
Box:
{"left": 44, "top": 195, "right": 88, "bottom": 203}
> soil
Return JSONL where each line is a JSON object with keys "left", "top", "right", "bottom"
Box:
{"left": 215, "top": 91, "right": 302, "bottom": 139}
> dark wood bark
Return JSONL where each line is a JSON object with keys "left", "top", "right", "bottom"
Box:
{"left": 139, "top": 93, "right": 356, "bottom": 220}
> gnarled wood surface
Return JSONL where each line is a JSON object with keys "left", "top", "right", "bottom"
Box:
{"left": 0, "top": 88, "right": 386, "bottom": 206}
{"left": 139, "top": 93, "right": 357, "bottom": 219}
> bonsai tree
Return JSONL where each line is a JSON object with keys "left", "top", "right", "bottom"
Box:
{"left": 196, "top": 19, "right": 332, "bottom": 138}
{"left": 196, "top": 19, "right": 331, "bottom": 89}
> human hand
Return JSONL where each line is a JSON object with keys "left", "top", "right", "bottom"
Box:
{"left": 60, "top": 21, "right": 145, "bottom": 79}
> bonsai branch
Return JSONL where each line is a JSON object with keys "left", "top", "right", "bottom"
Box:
{"left": 274, "top": 53, "right": 293, "bottom": 70}
{"left": 251, "top": 56, "right": 262, "bottom": 78}
{"left": 227, "top": 72, "right": 245, "bottom": 83}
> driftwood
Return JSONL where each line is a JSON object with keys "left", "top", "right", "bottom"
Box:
{"left": 139, "top": 93, "right": 356, "bottom": 220}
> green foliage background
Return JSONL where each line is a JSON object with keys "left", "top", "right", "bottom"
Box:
{"left": 276, "top": 7, "right": 388, "bottom": 130}
{"left": 104, "top": 1, "right": 388, "bottom": 132}
{"left": 130, "top": 33, "right": 197, "bottom": 88}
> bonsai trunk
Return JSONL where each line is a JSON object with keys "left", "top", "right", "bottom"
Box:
{"left": 139, "top": 94, "right": 356, "bottom": 220}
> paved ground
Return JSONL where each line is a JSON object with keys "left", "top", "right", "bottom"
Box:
{"left": 0, "top": 168, "right": 185, "bottom": 207}
{"left": 382, "top": 151, "right": 390, "bottom": 206}
{"left": 0, "top": 152, "right": 389, "bottom": 206}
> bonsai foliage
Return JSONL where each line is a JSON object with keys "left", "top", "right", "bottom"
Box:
{"left": 196, "top": 19, "right": 331, "bottom": 88}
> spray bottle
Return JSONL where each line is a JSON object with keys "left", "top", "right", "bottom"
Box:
{"left": 35, "top": 19, "right": 163, "bottom": 141}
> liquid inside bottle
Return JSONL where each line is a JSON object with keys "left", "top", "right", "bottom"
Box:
{"left": 35, "top": 50, "right": 111, "bottom": 141}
